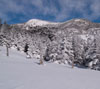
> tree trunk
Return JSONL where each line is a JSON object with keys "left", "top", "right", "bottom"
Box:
{"left": 6, "top": 45, "right": 9, "bottom": 56}
{"left": 39, "top": 53, "right": 43, "bottom": 64}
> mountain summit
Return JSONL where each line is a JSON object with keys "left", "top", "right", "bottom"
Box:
{"left": 25, "top": 19, "right": 58, "bottom": 27}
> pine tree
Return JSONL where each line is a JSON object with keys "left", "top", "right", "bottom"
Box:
{"left": 24, "top": 43, "right": 29, "bottom": 55}
{"left": 71, "top": 36, "right": 76, "bottom": 68}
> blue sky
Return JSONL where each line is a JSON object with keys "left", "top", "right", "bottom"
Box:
{"left": 0, "top": 0, "right": 100, "bottom": 24}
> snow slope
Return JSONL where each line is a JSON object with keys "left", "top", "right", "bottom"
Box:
{"left": 0, "top": 46, "right": 100, "bottom": 89}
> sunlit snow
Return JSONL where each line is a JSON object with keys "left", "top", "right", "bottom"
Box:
{"left": 0, "top": 46, "right": 100, "bottom": 89}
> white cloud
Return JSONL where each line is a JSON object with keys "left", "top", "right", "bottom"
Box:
{"left": 0, "top": 0, "right": 59, "bottom": 22}
{"left": 89, "top": 0, "right": 100, "bottom": 20}
{"left": 55, "top": 0, "right": 89, "bottom": 21}
{"left": 0, "top": 0, "right": 26, "bottom": 21}
{"left": 0, "top": 0, "right": 100, "bottom": 23}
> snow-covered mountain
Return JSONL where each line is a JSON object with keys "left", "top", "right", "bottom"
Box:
{"left": 0, "top": 18, "right": 100, "bottom": 71}
{"left": 25, "top": 19, "right": 58, "bottom": 27}
{"left": 23, "top": 19, "right": 59, "bottom": 30}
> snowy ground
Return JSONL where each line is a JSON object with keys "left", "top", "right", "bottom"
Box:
{"left": 0, "top": 46, "right": 100, "bottom": 89}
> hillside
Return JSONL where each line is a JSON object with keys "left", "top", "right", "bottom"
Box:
{"left": 0, "top": 19, "right": 100, "bottom": 70}
{"left": 0, "top": 46, "right": 100, "bottom": 89}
